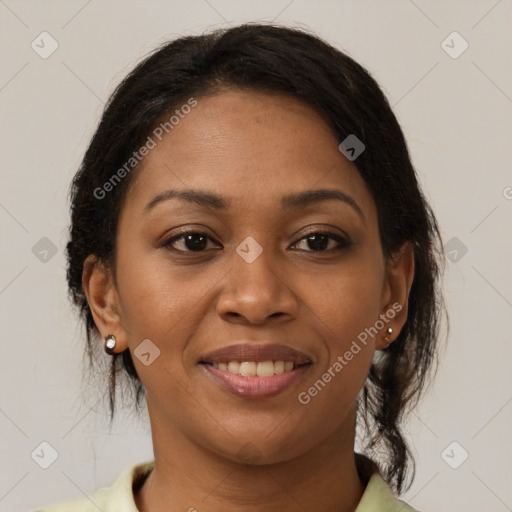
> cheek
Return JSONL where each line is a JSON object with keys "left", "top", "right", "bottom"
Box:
{"left": 298, "top": 249, "right": 383, "bottom": 399}
{"left": 114, "top": 247, "right": 202, "bottom": 381}
{"left": 306, "top": 251, "right": 385, "bottom": 343}
{"left": 296, "top": 262, "right": 380, "bottom": 423}
{"left": 116, "top": 244, "right": 198, "bottom": 333}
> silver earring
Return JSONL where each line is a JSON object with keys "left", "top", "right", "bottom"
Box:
{"left": 104, "top": 334, "right": 117, "bottom": 355}
{"left": 384, "top": 327, "right": 393, "bottom": 345}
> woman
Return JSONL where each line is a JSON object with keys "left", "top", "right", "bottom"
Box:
{"left": 37, "top": 22, "right": 444, "bottom": 512}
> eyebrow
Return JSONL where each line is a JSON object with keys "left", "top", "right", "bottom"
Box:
{"left": 143, "top": 188, "right": 365, "bottom": 221}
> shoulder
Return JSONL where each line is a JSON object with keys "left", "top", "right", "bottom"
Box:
{"left": 33, "top": 488, "right": 109, "bottom": 512}
{"left": 33, "top": 460, "right": 154, "bottom": 512}
{"left": 355, "top": 473, "right": 418, "bottom": 512}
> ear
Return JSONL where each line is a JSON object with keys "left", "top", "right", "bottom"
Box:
{"left": 82, "top": 254, "right": 128, "bottom": 354}
{"left": 375, "top": 241, "right": 415, "bottom": 350}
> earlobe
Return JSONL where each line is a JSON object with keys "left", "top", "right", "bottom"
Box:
{"left": 376, "top": 242, "right": 415, "bottom": 350}
{"left": 82, "top": 254, "right": 127, "bottom": 354}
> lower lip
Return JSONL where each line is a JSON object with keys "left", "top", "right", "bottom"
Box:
{"left": 200, "top": 363, "right": 311, "bottom": 399}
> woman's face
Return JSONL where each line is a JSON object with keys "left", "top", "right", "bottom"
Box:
{"left": 87, "top": 89, "right": 411, "bottom": 464}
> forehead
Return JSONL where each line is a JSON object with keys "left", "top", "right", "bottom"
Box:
{"left": 121, "top": 89, "right": 375, "bottom": 220}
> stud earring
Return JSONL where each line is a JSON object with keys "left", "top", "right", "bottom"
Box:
{"left": 384, "top": 327, "right": 393, "bottom": 346}
{"left": 104, "top": 334, "right": 117, "bottom": 355}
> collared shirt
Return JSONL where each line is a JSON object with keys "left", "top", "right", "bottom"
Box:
{"left": 35, "top": 459, "right": 417, "bottom": 511}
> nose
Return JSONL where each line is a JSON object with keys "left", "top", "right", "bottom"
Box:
{"left": 217, "top": 246, "right": 299, "bottom": 325}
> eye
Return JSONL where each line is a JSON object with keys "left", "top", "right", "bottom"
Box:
{"left": 291, "top": 230, "right": 351, "bottom": 252}
{"left": 162, "top": 228, "right": 351, "bottom": 254}
{"left": 163, "top": 230, "right": 219, "bottom": 252}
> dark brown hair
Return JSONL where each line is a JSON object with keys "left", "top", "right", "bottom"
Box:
{"left": 66, "top": 23, "right": 445, "bottom": 494}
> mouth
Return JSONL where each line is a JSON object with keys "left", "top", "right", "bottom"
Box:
{"left": 198, "top": 343, "right": 312, "bottom": 399}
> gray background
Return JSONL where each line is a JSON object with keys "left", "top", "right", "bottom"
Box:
{"left": 1, "top": 1, "right": 511, "bottom": 511}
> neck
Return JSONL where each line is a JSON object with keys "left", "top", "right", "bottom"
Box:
{"left": 135, "top": 404, "right": 366, "bottom": 512}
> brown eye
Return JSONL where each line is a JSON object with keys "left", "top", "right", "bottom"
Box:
{"left": 164, "top": 231, "right": 218, "bottom": 252}
{"left": 292, "top": 231, "right": 351, "bottom": 252}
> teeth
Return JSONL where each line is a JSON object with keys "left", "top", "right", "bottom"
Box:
{"left": 227, "top": 361, "right": 240, "bottom": 374}
{"left": 256, "top": 361, "right": 274, "bottom": 377}
{"left": 274, "top": 360, "right": 285, "bottom": 374}
{"left": 211, "top": 360, "right": 298, "bottom": 376}
{"left": 240, "top": 361, "right": 257, "bottom": 376}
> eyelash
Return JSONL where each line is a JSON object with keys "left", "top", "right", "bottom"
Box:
{"left": 162, "top": 228, "right": 352, "bottom": 254}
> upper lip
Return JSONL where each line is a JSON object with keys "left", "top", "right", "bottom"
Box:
{"left": 199, "top": 343, "right": 312, "bottom": 365}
